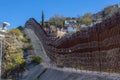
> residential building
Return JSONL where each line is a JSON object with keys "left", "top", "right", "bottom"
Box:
{"left": 64, "top": 20, "right": 77, "bottom": 33}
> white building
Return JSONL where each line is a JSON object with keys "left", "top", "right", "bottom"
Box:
{"left": 64, "top": 20, "right": 77, "bottom": 33}
{"left": 64, "top": 20, "right": 77, "bottom": 28}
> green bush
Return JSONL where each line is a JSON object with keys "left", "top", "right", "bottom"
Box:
{"left": 56, "top": 60, "right": 63, "bottom": 68}
{"left": 17, "top": 26, "right": 24, "bottom": 31}
{"left": 35, "top": 78, "right": 39, "bottom": 80}
{"left": 9, "top": 28, "right": 23, "bottom": 36}
{"left": 32, "top": 56, "right": 42, "bottom": 64}
{"left": 21, "top": 37, "right": 31, "bottom": 43}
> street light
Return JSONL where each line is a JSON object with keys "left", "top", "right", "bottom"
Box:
{"left": 0, "top": 22, "right": 10, "bottom": 79}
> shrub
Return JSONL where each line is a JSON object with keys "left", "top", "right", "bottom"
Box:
{"left": 9, "top": 28, "right": 23, "bottom": 36}
{"left": 32, "top": 56, "right": 42, "bottom": 64}
{"left": 56, "top": 59, "right": 63, "bottom": 67}
{"left": 17, "top": 26, "right": 24, "bottom": 31}
{"left": 35, "top": 78, "right": 39, "bottom": 80}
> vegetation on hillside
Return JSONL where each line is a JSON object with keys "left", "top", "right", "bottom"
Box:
{"left": 102, "top": 5, "right": 119, "bottom": 19}
{"left": 44, "top": 4, "right": 119, "bottom": 30}
{"left": 81, "top": 13, "right": 93, "bottom": 25}
{"left": 2, "top": 26, "right": 33, "bottom": 79}
{"left": 45, "top": 14, "right": 66, "bottom": 27}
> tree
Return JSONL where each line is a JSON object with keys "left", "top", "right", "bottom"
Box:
{"left": 17, "top": 26, "right": 24, "bottom": 31}
{"left": 103, "top": 6, "right": 117, "bottom": 19}
{"left": 41, "top": 10, "right": 44, "bottom": 26}
{"left": 81, "top": 13, "right": 92, "bottom": 25}
{"left": 49, "top": 14, "right": 66, "bottom": 27}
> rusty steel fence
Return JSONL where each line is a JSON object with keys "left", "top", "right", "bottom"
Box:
{"left": 25, "top": 13, "right": 120, "bottom": 73}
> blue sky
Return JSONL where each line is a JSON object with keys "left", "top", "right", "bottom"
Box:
{"left": 0, "top": 0, "right": 119, "bottom": 28}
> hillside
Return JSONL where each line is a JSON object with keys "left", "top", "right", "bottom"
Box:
{"left": 92, "top": 4, "right": 120, "bottom": 21}
{"left": 45, "top": 4, "right": 120, "bottom": 29}
{"left": 1, "top": 27, "right": 33, "bottom": 79}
